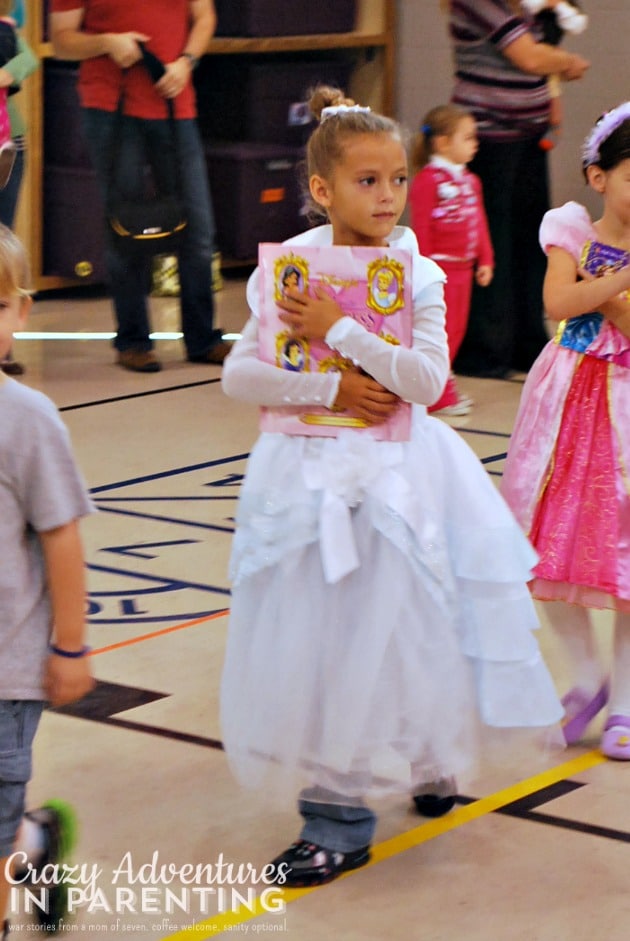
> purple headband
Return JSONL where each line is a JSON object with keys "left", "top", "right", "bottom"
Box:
{"left": 582, "top": 102, "right": 630, "bottom": 168}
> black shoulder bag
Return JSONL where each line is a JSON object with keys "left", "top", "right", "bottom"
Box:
{"left": 107, "top": 49, "right": 188, "bottom": 254}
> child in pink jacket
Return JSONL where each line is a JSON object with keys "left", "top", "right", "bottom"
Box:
{"left": 410, "top": 104, "right": 493, "bottom": 415}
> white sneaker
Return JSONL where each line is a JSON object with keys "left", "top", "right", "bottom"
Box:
{"left": 432, "top": 394, "right": 473, "bottom": 417}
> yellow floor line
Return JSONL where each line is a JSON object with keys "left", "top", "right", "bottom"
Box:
{"left": 164, "top": 748, "right": 605, "bottom": 940}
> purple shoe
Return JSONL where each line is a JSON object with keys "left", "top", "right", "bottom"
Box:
{"left": 601, "top": 715, "right": 630, "bottom": 760}
{"left": 561, "top": 682, "right": 609, "bottom": 744}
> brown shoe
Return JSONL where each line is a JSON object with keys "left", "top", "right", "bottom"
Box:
{"left": 117, "top": 349, "right": 162, "bottom": 373}
{"left": 187, "top": 340, "right": 234, "bottom": 365}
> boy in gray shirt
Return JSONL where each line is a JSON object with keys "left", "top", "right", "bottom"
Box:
{"left": 0, "top": 225, "right": 94, "bottom": 936}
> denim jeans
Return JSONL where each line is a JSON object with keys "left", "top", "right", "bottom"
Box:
{"left": 298, "top": 787, "right": 376, "bottom": 853}
{"left": 0, "top": 701, "right": 43, "bottom": 857}
{"left": 0, "top": 146, "right": 24, "bottom": 228}
{"left": 82, "top": 108, "right": 222, "bottom": 357}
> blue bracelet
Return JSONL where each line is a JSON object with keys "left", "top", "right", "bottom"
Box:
{"left": 49, "top": 644, "right": 91, "bottom": 659}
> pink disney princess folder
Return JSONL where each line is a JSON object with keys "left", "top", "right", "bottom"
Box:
{"left": 257, "top": 242, "right": 413, "bottom": 440}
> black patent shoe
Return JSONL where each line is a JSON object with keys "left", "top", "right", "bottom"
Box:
{"left": 413, "top": 793, "right": 456, "bottom": 817}
{"left": 269, "top": 839, "right": 370, "bottom": 887}
{"left": 1, "top": 357, "right": 25, "bottom": 375}
{"left": 413, "top": 777, "right": 457, "bottom": 818}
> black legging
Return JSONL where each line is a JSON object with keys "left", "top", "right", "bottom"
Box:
{"left": 454, "top": 134, "right": 551, "bottom": 377}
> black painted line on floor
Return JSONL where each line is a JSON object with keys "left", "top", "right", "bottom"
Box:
{"left": 480, "top": 452, "right": 508, "bottom": 465}
{"left": 55, "top": 711, "right": 225, "bottom": 751}
{"left": 452, "top": 427, "right": 512, "bottom": 439}
{"left": 89, "top": 612, "right": 226, "bottom": 626}
{"left": 52, "top": 707, "right": 630, "bottom": 844}
{"left": 94, "top": 504, "right": 236, "bottom": 534}
{"left": 457, "top": 779, "right": 582, "bottom": 814}
{"left": 496, "top": 778, "right": 585, "bottom": 812}
{"left": 59, "top": 378, "right": 222, "bottom": 412}
{"left": 99, "top": 716, "right": 224, "bottom": 750}
{"left": 504, "top": 810, "right": 630, "bottom": 843}
{"left": 46, "top": 715, "right": 630, "bottom": 847}
{"left": 90, "top": 453, "right": 250, "bottom": 494}
{"left": 96, "top": 495, "right": 239, "bottom": 502}
{"left": 458, "top": 779, "right": 630, "bottom": 843}
{"left": 52, "top": 680, "right": 225, "bottom": 748}
{"left": 52, "top": 679, "right": 168, "bottom": 719}
{"left": 88, "top": 560, "right": 231, "bottom": 596}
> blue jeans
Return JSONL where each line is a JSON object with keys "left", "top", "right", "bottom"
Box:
{"left": 0, "top": 701, "right": 43, "bottom": 857}
{"left": 82, "top": 108, "right": 222, "bottom": 357}
{"left": 298, "top": 787, "right": 376, "bottom": 853}
{"left": 0, "top": 146, "right": 24, "bottom": 228}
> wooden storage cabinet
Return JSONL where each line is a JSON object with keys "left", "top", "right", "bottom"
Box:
{"left": 20, "top": 0, "right": 395, "bottom": 291}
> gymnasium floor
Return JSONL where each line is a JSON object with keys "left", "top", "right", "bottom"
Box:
{"left": 8, "top": 275, "right": 627, "bottom": 941}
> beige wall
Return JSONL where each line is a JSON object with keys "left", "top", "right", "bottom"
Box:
{"left": 395, "top": 0, "right": 629, "bottom": 219}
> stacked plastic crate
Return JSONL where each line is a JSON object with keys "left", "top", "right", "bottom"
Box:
{"left": 42, "top": 60, "right": 108, "bottom": 282}
{"left": 199, "top": 0, "right": 357, "bottom": 260}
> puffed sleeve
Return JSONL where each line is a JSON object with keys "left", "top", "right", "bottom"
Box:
{"left": 539, "top": 201, "right": 593, "bottom": 260}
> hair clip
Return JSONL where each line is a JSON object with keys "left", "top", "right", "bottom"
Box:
{"left": 582, "top": 101, "right": 630, "bottom": 168}
{"left": 421, "top": 123, "right": 432, "bottom": 135}
{"left": 320, "top": 104, "right": 372, "bottom": 123}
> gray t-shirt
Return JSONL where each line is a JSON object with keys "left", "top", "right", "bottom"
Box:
{"left": 0, "top": 379, "right": 94, "bottom": 699}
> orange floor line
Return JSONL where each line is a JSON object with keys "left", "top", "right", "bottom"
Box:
{"left": 89, "top": 609, "right": 230, "bottom": 656}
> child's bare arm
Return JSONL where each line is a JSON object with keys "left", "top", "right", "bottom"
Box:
{"left": 475, "top": 265, "right": 493, "bottom": 287}
{"left": 40, "top": 520, "right": 94, "bottom": 707}
{"left": 543, "top": 246, "right": 630, "bottom": 322}
{"left": 595, "top": 295, "right": 630, "bottom": 339}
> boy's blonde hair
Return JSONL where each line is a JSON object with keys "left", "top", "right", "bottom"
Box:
{"left": 0, "top": 224, "right": 32, "bottom": 298}
{"left": 410, "top": 103, "right": 471, "bottom": 172}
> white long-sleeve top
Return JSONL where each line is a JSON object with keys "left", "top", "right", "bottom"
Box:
{"left": 222, "top": 224, "right": 449, "bottom": 409}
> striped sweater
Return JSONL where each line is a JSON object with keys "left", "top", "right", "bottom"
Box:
{"left": 448, "top": 0, "right": 550, "bottom": 140}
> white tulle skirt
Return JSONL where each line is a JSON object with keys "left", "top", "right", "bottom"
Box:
{"left": 220, "top": 411, "right": 563, "bottom": 802}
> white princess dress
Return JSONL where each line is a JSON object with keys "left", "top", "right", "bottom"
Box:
{"left": 220, "top": 224, "right": 562, "bottom": 802}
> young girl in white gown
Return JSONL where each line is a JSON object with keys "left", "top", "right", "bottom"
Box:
{"left": 220, "top": 85, "right": 563, "bottom": 888}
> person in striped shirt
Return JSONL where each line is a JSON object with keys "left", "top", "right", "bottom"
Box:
{"left": 442, "top": 0, "right": 589, "bottom": 378}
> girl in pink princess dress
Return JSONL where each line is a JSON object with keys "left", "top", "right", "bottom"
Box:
{"left": 502, "top": 102, "right": 630, "bottom": 760}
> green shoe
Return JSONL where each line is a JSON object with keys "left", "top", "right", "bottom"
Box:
{"left": 23, "top": 800, "right": 78, "bottom": 933}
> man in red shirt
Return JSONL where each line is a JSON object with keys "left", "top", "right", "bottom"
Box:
{"left": 49, "top": 1, "right": 232, "bottom": 372}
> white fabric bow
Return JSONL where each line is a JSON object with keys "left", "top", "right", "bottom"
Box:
{"left": 302, "top": 434, "right": 414, "bottom": 583}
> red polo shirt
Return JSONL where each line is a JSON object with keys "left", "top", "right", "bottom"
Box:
{"left": 50, "top": 0, "right": 197, "bottom": 118}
